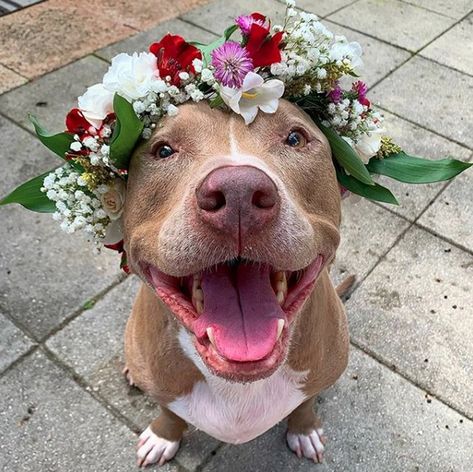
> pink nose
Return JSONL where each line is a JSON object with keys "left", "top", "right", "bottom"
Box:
{"left": 196, "top": 166, "right": 279, "bottom": 239}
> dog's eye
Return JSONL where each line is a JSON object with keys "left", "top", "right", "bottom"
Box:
{"left": 286, "top": 131, "right": 307, "bottom": 148}
{"left": 156, "top": 144, "right": 175, "bottom": 159}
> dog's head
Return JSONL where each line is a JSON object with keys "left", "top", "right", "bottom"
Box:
{"left": 123, "top": 99, "right": 341, "bottom": 381}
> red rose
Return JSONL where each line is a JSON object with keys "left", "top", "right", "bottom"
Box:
{"left": 149, "top": 34, "right": 202, "bottom": 85}
{"left": 245, "top": 24, "right": 283, "bottom": 68}
{"left": 65, "top": 108, "right": 97, "bottom": 136}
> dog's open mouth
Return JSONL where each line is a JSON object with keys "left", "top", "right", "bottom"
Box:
{"left": 143, "top": 255, "right": 324, "bottom": 379}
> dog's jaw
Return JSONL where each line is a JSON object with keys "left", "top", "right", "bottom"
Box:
{"left": 141, "top": 255, "right": 325, "bottom": 382}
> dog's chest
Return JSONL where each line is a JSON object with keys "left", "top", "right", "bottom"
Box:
{"left": 169, "top": 330, "right": 308, "bottom": 444}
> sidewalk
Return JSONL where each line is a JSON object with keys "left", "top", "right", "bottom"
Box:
{"left": 0, "top": 1, "right": 472, "bottom": 471}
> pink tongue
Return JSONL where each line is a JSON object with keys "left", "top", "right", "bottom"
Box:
{"left": 193, "top": 264, "right": 285, "bottom": 362}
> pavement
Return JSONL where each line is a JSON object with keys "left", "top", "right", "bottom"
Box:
{"left": 0, "top": 0, "right": 472, "bottom": 471}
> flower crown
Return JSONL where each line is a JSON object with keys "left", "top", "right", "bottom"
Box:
{"left": 1, "top": 0, "right": 470, "bottom": 271}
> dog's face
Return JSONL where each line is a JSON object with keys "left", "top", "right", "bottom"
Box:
{"left": 123, "top": 100, "right": 341, "bottom": 381}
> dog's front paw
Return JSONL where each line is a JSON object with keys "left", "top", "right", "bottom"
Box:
{"left": 286, "top": 428, "right": 326, "bottom": 463}
{"left": 136, "top": 426, "right": 180, "bottom": 467}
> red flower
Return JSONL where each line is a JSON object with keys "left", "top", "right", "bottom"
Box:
{"left": 65, "top": 108, "right": 97, "bottom": 136}
{"left": 245, "top": 24, "right": 283, "bottom": 68}
{"left": 104, "top": 239, "right": 130, "bottom": 274}
{"left": 149, "top": 34, "right": 202, "bottom": 85}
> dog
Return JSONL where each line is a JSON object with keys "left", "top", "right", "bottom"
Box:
{"left": 122, "top": 99, "right": 352, "bottom": 467}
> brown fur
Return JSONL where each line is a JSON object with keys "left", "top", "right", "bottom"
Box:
{"left": 123, "top": 100, "right": 348, "bottom": 447}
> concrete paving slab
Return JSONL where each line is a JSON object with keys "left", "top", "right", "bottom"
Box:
{"left": 374, "top": 111, "right": 472, "bottom": 221}
{"left": 292, "top": 0, "right": 357, "bottom": 17}
{"left": 347, "top": 225, "right": 473, "bottom": 419}
{"left": 421, "top": 14, "right": 473, "bottom": 76}
{"left": 0, "top": 350, "right": 143, "bottom": 472}
{"left": 370, "top": 56, "right": 473, "bottom": 148}
{"left": 182, "top": 0, "right": 286, "bottom": 35}
{"left": 333, "top": 201, "right": 410, "bottom": 287}
{"left": 418, "top": 171, "right": 473, "bottom": 251}
{"left": 328, "top": 0, "right": 454, "bottom": 51}
{"left": 323, "top": 20, "right": 411, "bottom": 88}
{"left": 0, "top": 116, "right": 122, "bottom": 340}
{"left": 201, "top": 347, "right": 473, "bottom": 472}
{"left": 402, "top": 0, "right": 473, "bottom": 19}
{"left": 0, "top": 0, "right": 209, "bottom": 80}
{"left": 96, "top": 18, "right": 217, "bottom": 62}
{"left": 0, "top": 64, "right": 27, "bottom": 95}
{"left": 0, "top": 312, "right": 34, "bottom": 374}
{"left": 0, "top": 55, "right": 109, "bottom": 134}
{"left": 47, "top": 276, "right": 220, "bottom": 471}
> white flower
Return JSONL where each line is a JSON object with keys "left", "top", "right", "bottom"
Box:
{"left": 77, "top": 84, "right": 114, "bottom": 128}
{"left": 166, "top": 104, "right": 179, "bottom": 116}
{"left": 70, "top": 141, "right": 82, "bottom": 152}
{"left": 330, "top": 40, "right": 363, "bottom": 70}
{"left": 103, "top": 52, "right": 158, "bottom": 102}
{"left": 354, "top": 128, "right": 385, "bottom": 164}
{"left": 219, "top": 72, "right": 285, "bottom": 125}
{"left": 192, "top": 58, "right": 203, "bottom": 73}
{"left": 100, "top": 178, "right": 126, "bottom": 220}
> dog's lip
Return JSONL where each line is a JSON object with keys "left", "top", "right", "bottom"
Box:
{"left": 141, "top": 255, "right": 325, "bottom": 372}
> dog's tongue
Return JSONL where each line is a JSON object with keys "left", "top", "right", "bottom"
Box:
{"left": 193, "top": 264, "right": 285, "bottom": 362}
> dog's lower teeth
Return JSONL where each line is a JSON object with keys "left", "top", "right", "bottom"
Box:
{"left": 206, "top": 327, "right": 216, "bottom": 347}
{"left": 272, "top": 271, "right": 287, "bottom": 304}
{"left": 192, "top": 274, "right": 204, "bottom": 315}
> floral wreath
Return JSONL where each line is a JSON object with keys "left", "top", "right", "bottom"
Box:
{"left": 1, "top": 0, "right": 470, "bottom": 272}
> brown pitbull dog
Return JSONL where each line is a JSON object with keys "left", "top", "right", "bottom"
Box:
{"left": 122, "top": 99, "right": 352, "bottom": 467}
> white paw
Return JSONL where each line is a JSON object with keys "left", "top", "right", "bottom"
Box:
{"left": 287, "top": 428, "right": 326, "bottom": 463}
{"left": 136, "top": 426, "right": 180, "bottom": 467}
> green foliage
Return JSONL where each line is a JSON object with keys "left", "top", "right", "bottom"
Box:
{"left": 319, "top": 123, "right": 375, "bottom": 186}
{"left": 29, "top": 115, "right": 75, "bottom": 159}
{"left": 109, "top": 94, "right": 144, "bottom": 169}
{"left": 191, "top": 25, "right": 238, "bottom": 66}
{"left": 336, "top": 166, "right": 399, "bottom": 205}
{"left": 367, "top": 152, "right": 472, "bottom": 184}
{"left": 0, "top": 169, "right": 58, "bottom": 213}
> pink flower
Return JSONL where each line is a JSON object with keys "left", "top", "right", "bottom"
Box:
{"left": 235, "top": 12, "right": 267, "bottom": 36}
{"left": 211, "top": 41, "right": 254, "bottom": 88}
{"left": 352, "top": 81, "right": 370, "bottom": 107}
{"left": 328, "top": 85, "right": 343, "bottom": 103}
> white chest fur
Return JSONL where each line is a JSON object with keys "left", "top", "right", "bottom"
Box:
{"left": 169, "top": 329, "right": 308, "bottom": 444}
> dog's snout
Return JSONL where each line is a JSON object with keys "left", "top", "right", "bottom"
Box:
{"left": 196, "top": 166, "right": 279, "bottom": 237}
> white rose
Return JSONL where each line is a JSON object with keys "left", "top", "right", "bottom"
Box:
{"left": 77, "top": 84, "right": 114, "bottom": 128}
{"left": 103, "top": 52, "right": 158, "bottom": 102}
{"left": 100, "top": 178, "right": 126, "bottom": 220}
{"left": 354, "top": 128, "right": 385, "bottom": 164}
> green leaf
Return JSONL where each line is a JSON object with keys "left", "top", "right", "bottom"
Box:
{"left": 0, "top": 169, "right": 58, "bottom": 213}
{"left": 191, "top": 25, "right": 238, "bottom": 65}
{"left": 318, "top": 123, "right": 375, "bottom": 186}
{"left": 367, "top": 151, "right": 472, "bottom": 184}
{"left": 336, "top": 166, "right": 399, "bottom": 205}
{"left": 109, "top": 94, "right": 144, "bottom": 169}
{"left": 209, "top": 95, "right": 224, "bottom": 108}
{"left": 29, "top": 115, "right": 74, "bottom": 159}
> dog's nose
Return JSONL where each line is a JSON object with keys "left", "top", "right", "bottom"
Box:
{"left": 196, "top": 166, "right": 279, "bottom": 237}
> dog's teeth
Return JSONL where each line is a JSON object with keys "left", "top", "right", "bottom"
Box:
{"left": 206, "top": 327, "right": 216, "bottom": 347}
{"left": 273, "top": 272, "right": 287, "bottom": 304}
{"left": 194, "top": 297, "right": 204, "bottom": 315}
{"left": 276, "top": 290, "right": 285, "bottom": 305}
{"left": 192, "top": 274, "right": 204, "bottom": 315}
{"left": 277, "top": 319, "right": 285, "bottom": 340}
